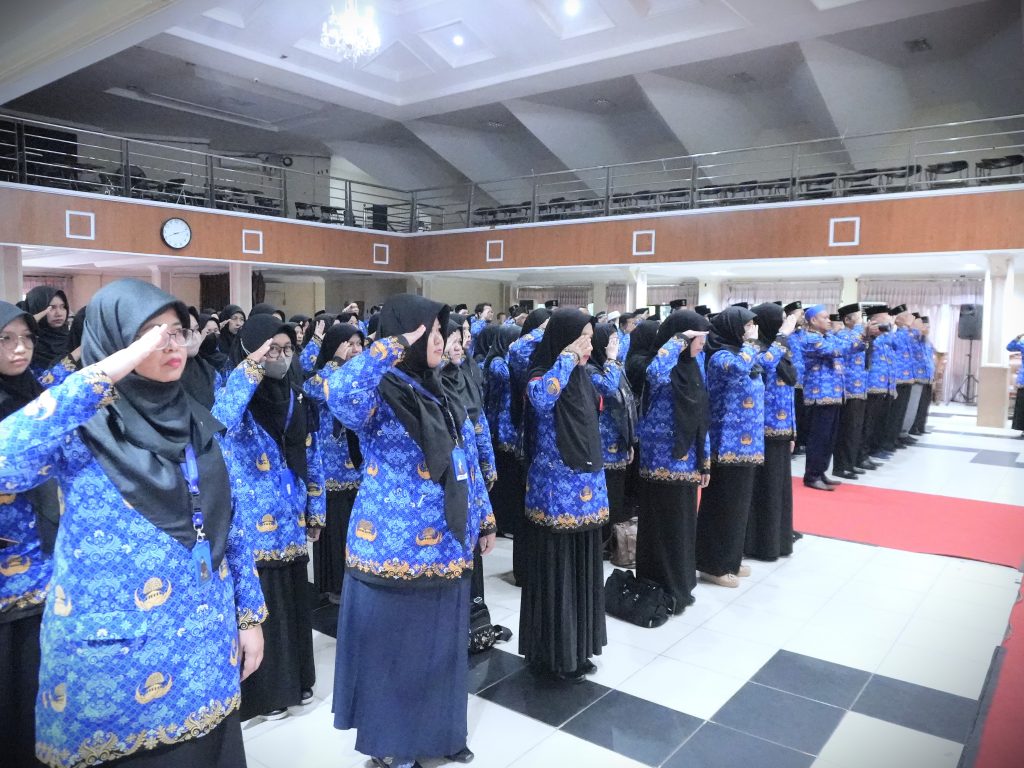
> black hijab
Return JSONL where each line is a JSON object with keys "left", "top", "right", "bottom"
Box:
{"left": 441, "top": 318, "right": 483, "bottom": 423}
{"left": 473, "top": 324, "right": 498, "bottom": 364}
{"left": 68, "top": 305, "right": 86, "bottom": 362}
{"left": 78, "top": 279, "right": 233, "bottom": 568}
{"left": 0, "top": 302, "right": 61, "bottom": 553}
{"left": 316, "top": 323, "right": 362, "bottom": 371}
{"left": 484, "top": 324, "right": 520, "bottom": 372}
{"left": 218, "top": 304, "right": 246, "bottom": 354}
{"left": 521, "top": 307, "right": 552, "bottom": 337}
{"left": 706, "top": 306, "right": 755, "bottom": 356}
{"left": 661, "top": 310, "right": 711, "bottom": 462}
{"left": 625, "top": 318, "right": 661, "bottom": 398}
{"left": 527, "top": 308, "right": 603, "bottom": 472}
{"left": 197, "top": 313, "right": 229, "bottom": 372}
{"left": 250, "top": 302, "right": 285, "bottom": 321}
{"left": 230, "top": 314, "right": 309, "bottom": 482}
{"left": 23, "top": 286, "right": 70, "bottom": 368}
{"left": 588, "top": 322, "right": 637, "bottom": 448}
{"left": 752, "top": 302, "right": 797, "bottom": 386}
{"left": 366, "top": 313, "right": 380, "bottom": 338}
{"left": 378, "top": 295, "right": 469, "bottom": 542}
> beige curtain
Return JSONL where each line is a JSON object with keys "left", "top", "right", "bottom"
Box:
{"left": 723, "top": 279, "right": 842, "bottom": 307}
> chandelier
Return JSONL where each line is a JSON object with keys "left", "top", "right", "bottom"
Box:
{"left": 320, "top": 1, "right": 381, "bottom": 62}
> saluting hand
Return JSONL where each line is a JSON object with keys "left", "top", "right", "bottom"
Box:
{"left": 780, "top": 313, "right": 798, "bottom": 336}
{"left": 314, "top": 319, "right": 326, "bottom": 340}
{"left": 402, "top": 324, "right": 426, "bottom": 347}
{"left": 563, "top": 335, "right": 591, "bottom": 365}
{"left": 245, "top": 338, "right": 274, "bottom": 365}
{"left": 91, "top": 324, "right": 168, "bottom": 383}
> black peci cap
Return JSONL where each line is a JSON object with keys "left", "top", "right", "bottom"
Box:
{"left": 694, "top": 305, "right": 712, "bottom": 316}
{"left": 829, "top": 313, "right": 841, "bottom": 322}
{"left": 864, "top": 304, "right": 889, "bottom": 318}
{"left": 669, "top": 299, "right": 687, "bottom": 310}
{"left": 920, "top": 316, "right": 930, "bottom": 323}
{"left": 784, "top": 301, "right": 803, "bottom": 314}
{"left": 890, "top": 304, "right": 908, "bottom": 315}
{"left": 838, "top": 303, "right": 860, "bottom": 318}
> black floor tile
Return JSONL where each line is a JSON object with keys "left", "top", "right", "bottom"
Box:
{"left": 663, "top": 722, "right": 814, "bottom": 768}
{"left": 971, "top": 450, "right": 1024, "bottom": 468}
{"left": 468, "top": 648, "right": 528, "bottom": 694}
{"left": 712, "top": 682, "right": 845, "bottom": 755}
{"left": 915, "top": 444, "right": 978, "bottom": 453}
{"left": 562, "top": 689, "right": 702, "bottom": 766}
{"left": 476, "top": 667, "right": 610, "bottom": 727}
{"left": 752, "top": 650, "right": 871, "bottom": 708}
{"left": 852, "top": 674, "right": 980, "bottom": 743}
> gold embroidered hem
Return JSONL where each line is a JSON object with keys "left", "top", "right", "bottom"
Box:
{"left": 36, "top": 692, "right": 241, "bottom": 768}
{"left": 237, "top": 604, "right": 268, "bottom": 630}
{"left": 345, "top": 553, "right": 472, "bottom": 581}
{"left": 803, "top": 397, "right": 844, "bottom": 406}
{"left": 764, "top": 428, "right": 795, "bottom": 439}
{"left": 639, "top": 468, "right": 701, "bottom": 483}
{"left": 325, "top": 479, "right": 360, "bottom": 492}
{"left": 0, "top": 587, "right": 48, "bottom": 614}
{"left": 605, "top": 459, "right": 630, "bottom": 471}
{"left": 843, "top": 393, "right": 867, "bottom": 400}
{"left": 254, "top": 543, "right": 309, "bottom": 564}
{"left": 866, "top": 388, "right": 892, "bottom": 396}
{"left": 712, "top": 453, "right": 765, "bottom": 465}
{"left": 525, "top": 507, "right": 609, "bottom": 530}
{"left": 496, "top": 442, "right": 517, "bottom": 454}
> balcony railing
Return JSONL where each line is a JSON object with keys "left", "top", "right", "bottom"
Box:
{"left": 2, "top": 111, "right": 1022, "bottom": 234}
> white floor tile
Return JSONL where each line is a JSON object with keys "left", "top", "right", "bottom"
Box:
{"left": 782, "top": 624, "right": 895, "bottom": 673}
{"left": 508, "top": 730, "right": 648, "bottom": 768}
{"left": 243, "top": 697, "right": 366, "bottom": 768}
{"left": 701, "top": 602, "right": 808, "bottom": 646}
{"left": 733, "top": 580, "right": 834, "bottom": 620}
{"left": 585, "top": 641, "right": 659, "bottom": 688}
{"left": 617, "top": 656, "right": 747, "bottom": 720}
{"left": 661, "top": 627, "right": 779, "bottom": 679}
{"left": 603, "top": 612, "right": 699, "bottom": 654}
{"left": 806, "top": 602, "right": 912, "bottom": 644}
{"left": 817, "top": 712, "right": 963, "bottom": 768}
{"left": 876, "top": 640, "right": 995, "bottom": 700}
{"left": 465, "top": 696, "right": 557, "bottom": 768}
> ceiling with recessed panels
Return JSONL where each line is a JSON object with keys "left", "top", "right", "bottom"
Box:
{"left": 2, "top": 0, "right": 1021, "bottom": 192}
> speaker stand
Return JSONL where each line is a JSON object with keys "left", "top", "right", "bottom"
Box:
{"left": 952, "top": 339, "right": 979, "bottom": 405}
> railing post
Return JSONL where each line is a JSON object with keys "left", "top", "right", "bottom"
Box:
{"left": 409, "top": 191, "right": 418, "bottom": 233}
{"left": 789, "top": 145, "right": 798, "bottom": 201}
{"left": 279, "top": 168, "right": 288, "bottom": 217}
{"left": 906, "top": 135, "right": 917, "bottom": 190}
{"left": 466, "top": 184, "right": 475, "bottom": 228}
{"left": 205, "top": 154, "right": 215, "bottom": 207}
{"left": 603, "top": 167, "right": 611, "bottom": 216}
{"left": 120, "top": 139, "right": 131, "bottom": 197}
{"left": 344, "top": 180, "right": 355, "bottom": 226}
{"left": 689, "top": 161, "right": 698, "bottom": 208}
{"left": 14, "top": 122, "right": 28, "bottom": 184}
{"left": 530, "top": 180, "right": 538, "bottom": 223}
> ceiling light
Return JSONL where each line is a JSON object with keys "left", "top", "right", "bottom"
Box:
{"left": 564, "top": 0, "right": 582, "bottom": 17}
{"left": 592, "top": 97, "right": 611, "bottom": 108}
{"left": 485, "top": 120, "right": 506, "bottom": 129}
{"left": 452, "top": 34, "right": 464, "bottom": 46}
{"left": 728, "top": 71, "right": 757, "bottom": 85}
{"left": 903, "top": 38, "right": 932, "bottom": 53}
{"left": 321, "top": 1, "right": 381, "bottom": 62}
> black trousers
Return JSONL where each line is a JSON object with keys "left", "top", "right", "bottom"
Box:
{"left": 804, "top": 404, "right": 841, "bottom": 481}
{"left": 794, "top": 388, "right": 809, "bottom": 447}
{"left": 0, "top": 611, "right": 44, "bottom": 768}
{"left": 911, "top": 383, "right": 933, "bottom": 433}
{"left": 1013, "top": 388, "right": 1024, "bottom": 432}
{"left": 862, "top": 394, "right": 891, "bottom": 458}
{"left": 833, "top": 398, "right": 866, "bottom": 473}
{"left": 884, "top": 384, "right": 912, "bottom": 450}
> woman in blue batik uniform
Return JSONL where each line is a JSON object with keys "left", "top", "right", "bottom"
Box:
{"left": 213, "top": 314, "right": 326, "bottom": 721}
{"left": 0, "top": 279, "right": 267, "bottom": 768}
{"left": 635, "top": 310, "right": 711, "bottom": 610}
{"left": 520, "top": 309, "right": 608, "bottom": 683}
{"left": 304, "top": 323, "right": 364, "bottom": 604}
{"left": 745, "top": 303, "right": 799, "bottom": 561}
{"left": 586, "top": 323, "right": 636, "bottom": 534}
{"left": 326, "top": 295, "right": 496, "bottom": 768}
{"left": 22, "top": 286, "right": 72, "bottom": 374}
{"left": 696, "top": 306, "right": 765, "bottom": 588}
{"left": 483, "top": 324, "right": 522, "bottom": 538}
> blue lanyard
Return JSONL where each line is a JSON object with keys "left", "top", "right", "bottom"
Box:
{"left": 179, "top": 445, "right": 206, "bottom": 542}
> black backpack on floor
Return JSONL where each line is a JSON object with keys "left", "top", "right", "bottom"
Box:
{"left": 469, "top": 597, "right": 513, "bottom": 654}
{"left": 604, "top": 569, "right": 676, "bottom": 629}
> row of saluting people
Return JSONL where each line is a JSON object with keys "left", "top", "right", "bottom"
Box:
{"left": 0, "top": 282, "right": 935, "bottom": 768}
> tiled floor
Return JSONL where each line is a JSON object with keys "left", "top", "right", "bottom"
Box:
{"left": 242, "top": 405, "right": 1023, "bottom": 768}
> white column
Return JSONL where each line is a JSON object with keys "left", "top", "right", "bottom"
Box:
{"left": 148, "top": 265, "right": 173, "bottom": 293}
{"left": 591, "top": 281, "right": 608, "bottom": 313}
{"left": 840, "top": 274, "right": 858, "bottom": 306}
{"left": 229, "top": 262, "right": 253, "bottom": 314}
{"left": 982, "top": 254, "right": 1011, "bottom": 365}
{"left": 629, "top": 270, "right": 648, "bottom": 310}
{"left": 0, "top": 246, "right": 24, "bottom": 304}
{"left": 698, "top": 279, "right": 722, "bottom": 312}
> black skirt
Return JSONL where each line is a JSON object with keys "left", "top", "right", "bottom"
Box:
{"left": 314, "top": 489, "right": 356, "bottom": 596}
{"left": 636, "top": 480, "right": 698, "bottom": 608}
{"left": 333, "top": 577, "right": 470, "bottom": 762}
{"left": 695, "top": 464, "right": 757, "bottom": 577}
{"left": 1013, "top": 387, "right": 1024, "bottom": 431}
{"left": 745, "top": 440, "right": 794, "bottom": 561}
{"left": 605, "top": 467, "right": 629, "bottom": 525}
{"left": 240, "top": 561, "right": 316, "bottom": 720}
{"left": 0, "top": 610, "right": 44, "bottom": 768}
{"left": 519, "top": 523, "right": 606, "bottom": 675}
{"left": 106, "top": 713, "right": 246, "bottom": 768}
{"left": 490, "top": 449, "right": 524, "bottom": 537}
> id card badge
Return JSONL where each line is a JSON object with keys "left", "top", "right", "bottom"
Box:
{"left": 451, "top": 447, "right": 469, "bottom": 482}
{"left": 193, "top": 539, "right": 213, "bottom": 583}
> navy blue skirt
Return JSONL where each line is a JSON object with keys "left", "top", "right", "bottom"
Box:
{"left": 333, "top": 576, "right": 470, "bottom": 761}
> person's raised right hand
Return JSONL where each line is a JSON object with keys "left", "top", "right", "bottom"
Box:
{"left": 246, "top": 338, "right": 274, "bottom": 365}
{"left": 564, "top": 335, "right": 592, "bottom": 365}
{"left": 314, "top": 319, "right": 326, "bottom": 340}
{"left": 402, "top": 324, "right": 426, "bottom": 347}
{"left": 780, "top": 313, "right": 798, "bottom": 336}
{"left": 92, "top": 324, "right": 167, "bottom": 383}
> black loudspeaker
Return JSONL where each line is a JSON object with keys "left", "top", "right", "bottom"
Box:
{"left": 370, "top": 203, "right": 388, "bottom": 231}
{"left": 957, "top": 304, "right": 983, "bottom": 340}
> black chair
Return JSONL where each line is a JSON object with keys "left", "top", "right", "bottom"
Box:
{"left": 159, "top": 178, "right": 187, "bottom": 203}
{"left": 294, "top": 201, "right": 320, "bottom": 221}
{"left": 976, "top": 154, "right": 1024, "bottom": 185}
{"left": 878, "top": 165, "right": 922, "bottom": 192}
{"left": 658, "top": 187, "right": 691, "bottom": 210}
{"left": 796, "top": 172, "right": 837, "bottom": 200}
{"left": 925, "top": 160, "right": 969, "bottom": 188}
{"left": 695, "top": 184, "right": 725, "bottom": 207}
{"left": 839, "top": 168, "right": 880, "bottom": 196}
{"left": 320, "top": 205, "right": 345, "bottom": 224}
{"left": 539, "top": 197, "right": 568, "bottom": 221}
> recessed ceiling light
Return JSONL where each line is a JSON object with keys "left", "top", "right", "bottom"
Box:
{"left": 485, "top": 120, "right": 506, "bottom": 129}
{"left": 452, "top": 34, "right": 464, "bottom": 46}
{"left": 564, "top": 0, "right": 582, "bottom": 17}
{"left": 904, "top": 37, "right": 932, "bottom": 53}
{"left": 592, "top": 97, "right": 611, "bottom": 108}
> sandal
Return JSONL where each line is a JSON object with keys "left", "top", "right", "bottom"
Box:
{"left": 700, "top": 572, "right": 740, "bottom": 588}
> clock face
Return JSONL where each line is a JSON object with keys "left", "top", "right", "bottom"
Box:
{"left": 161, "top": 218, "right": 191, "bottom": 249}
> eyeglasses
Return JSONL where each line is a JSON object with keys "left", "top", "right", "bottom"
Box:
{"left": 137, "top": 327, "right": 198, "bottom": 350}
{"left": 265, "top": 344, "right": 294, "bottom": 359}
{"left": 0, "top": 333, "right": 36, "bottom": 351}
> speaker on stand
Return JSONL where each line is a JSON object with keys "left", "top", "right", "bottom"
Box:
{"left": 952, "top": 304, "right": 982, "bottom": 404}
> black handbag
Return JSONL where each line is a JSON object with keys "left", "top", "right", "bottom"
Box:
{"left": 468, "top": 597, "right": 513, "bottom": 654}
{"left": 604, "top": 569, "right": 676, "bottom": 629}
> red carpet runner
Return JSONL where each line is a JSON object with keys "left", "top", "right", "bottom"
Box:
{"left": 792, "top": 479, "right": 1024, "bottom": 768}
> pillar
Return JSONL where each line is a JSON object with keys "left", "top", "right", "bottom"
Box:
{"left": 698, "top": 279, "right": 722, "bottom": 312}
{"left": 840, "top": 275, "right": 858, "bottom": 306}
{"left": 148, "top": 265, "right": 173, "bottom": 293}
{"left": 977, "top": 253, "right": 1013, "bottom": 427}
{"left": 591, "top": 281, "right": 608, "bottom": 314}
{"left": 229, "top": 262, "right": 253, "bottom": 314}
{"left": 0, "top": 246, "right": 24, "bottom": 304}
{"left": 627, "top": 269, "right": 648, "bottom": 310}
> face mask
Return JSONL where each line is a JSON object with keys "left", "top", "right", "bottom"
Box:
{"left": 263, "top": 357, "right": 291, "bottom": 379}
{"left": 185, "top": 333, "right": 203, "bottom": 358}
{"left": 744, "top": 325, "right": 758, "bottom": 341}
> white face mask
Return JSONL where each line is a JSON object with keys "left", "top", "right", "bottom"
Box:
{"left": 743, "top": 324, "right": 758, "bottom": 341}
{"left": 263, "top": 357, "right": 291, "bottom": 379}
{"left": 185, "top": 332, "right": 203, "bottom": 358}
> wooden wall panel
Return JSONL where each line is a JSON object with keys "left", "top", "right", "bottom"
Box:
{"left": 2, "top": 184, "right": 1022, "bottom": 275}
{"left": 0, "top": 185, "right": 409, "bottom": 272}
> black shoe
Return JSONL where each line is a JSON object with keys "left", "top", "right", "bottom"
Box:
{"left": 554, "top": 668, "right": 586, "bottom": 683}
{"left": 908, "top": 428, "right": 922, "bottom": 436}
{"left": 372, "top": 759, "right": 423, "bottom": 768}
{"left": 792, "top": 531, "right": 804, "bottom": 541}
{"left": 856, "top": 460, "right": 879, "bottom": 470}
{"left": 803, "top": 479, "right": 835, "bottom": 491}
{"left": 446, "top": 747, "right": 475, "bottom": 764}
{"left": 579, "top": 659, "right": 597, "bottom": 675}
{"left": 834, "top": 470, "right": 858, "bottom": 480}
{"left": 852, "top": 467, "right": 867, "bottom": 475}
{"left": 902, "top": 435, "right": 919, "bottom": 444}
{"left": 822, "top": 475, "right": 843, "bottom": 486}
{"left": 792, "top": 446, "right": 806, "bottom": 456}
